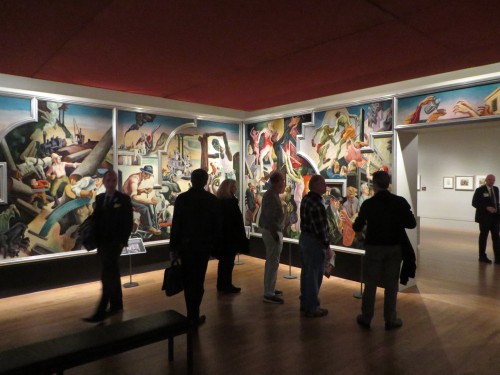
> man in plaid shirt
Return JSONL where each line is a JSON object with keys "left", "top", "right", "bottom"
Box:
{"left": 299, "top": 174, "right": 331, "bottom": 317}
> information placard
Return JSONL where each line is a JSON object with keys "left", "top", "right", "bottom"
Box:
{"left": 121, "top": 238, "right": 147, "bottom": 256}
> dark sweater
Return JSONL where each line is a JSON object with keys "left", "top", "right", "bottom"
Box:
{"left": 353, "top": 190, "right": 416, "bottom": 246}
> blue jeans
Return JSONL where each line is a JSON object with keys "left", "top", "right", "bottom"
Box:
{"left": 299, "top": 232, "right": 325, "bottom": 311}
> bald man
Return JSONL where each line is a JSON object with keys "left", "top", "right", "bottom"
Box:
{"left": 472, "top": 174, "right": 500, "bottom": 264}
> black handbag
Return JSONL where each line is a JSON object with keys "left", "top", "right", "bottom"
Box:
{"left": 161, "top": 259, "right": 184, "bottom": 296}
{"left": 78, "top": 215, "right": 98, "bottom": 251}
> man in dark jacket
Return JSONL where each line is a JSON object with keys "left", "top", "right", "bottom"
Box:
{"left": 82, "top": 170, "right": 133, "bottom": 323}
{"left": 472, "top": 174, "right": 499, "bottom": 264}
{"left": 170, "top": 169, "right": 222, "bottom": 327}
{"left": 353, "top": 171, "right": 416, "bottom": 330}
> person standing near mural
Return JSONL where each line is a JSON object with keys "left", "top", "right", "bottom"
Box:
{"left": 170, "top": 168, "right": 221, "bottom": 327}
{"left": 122, "top": 165, "right": 161, "bottom": 236}
{"left": 472, "top": 174, "right": 500, "bottom": 264}
{"left": 82, "top": 170, "right": 133, "bottom": 323}
{"left": 259, "top": 171, "right": 286, "bottom": 304}
{"left": 353, "top": 171, "right": 416, "bottom": 330}
{"left": 216, "top": 179, "right": 249, "bottom": 293}
{"left": 299, "top": 174, "right": 330, "bottom": 317}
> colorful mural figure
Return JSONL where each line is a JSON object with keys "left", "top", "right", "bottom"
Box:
{"left": 398, "top": 82, "right": 500, "bottom": 125}
{"left": 0, "top": 98, "right": 113, "bottom": 259}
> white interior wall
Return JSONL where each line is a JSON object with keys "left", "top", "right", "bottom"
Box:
{"left": 417, "top": 122, "right": 500, "bottom": 232}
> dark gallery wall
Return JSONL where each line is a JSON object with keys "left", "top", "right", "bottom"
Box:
{"left": 0, "top": 239, "right": 362, "bottom": 298}
{"left": 0, "top": 246, "right": 169, "bottom": 298}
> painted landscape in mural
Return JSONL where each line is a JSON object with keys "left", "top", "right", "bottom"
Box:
{"left": 117, "top": 111, "right": 240, "bottom": 242}
{"left": 398, "top": 82, "right": 500, "bottom": 125}
{"left": 0, "top": 97, "right": 113, "bottom": 260}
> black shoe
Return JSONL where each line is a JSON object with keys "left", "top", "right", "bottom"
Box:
{"left": 81, "top": 314, "right": 106, "bottom": 323}
{"left": 218, "top": 285, "right": 241, "bottom": 293}
{"left": 495, "top": 260, "right": 500, "bottom": 265}
{"left": 385, "top": 318, "right": 403, "bottom": 331}
{"left": 479, "top": 257, "right": 492, "bottom": 264}
{"left": 356, "top": 315, "right": 371, "bottom": 330}
{"left": 274, "top": 290, "right": 283, "bottom": 296}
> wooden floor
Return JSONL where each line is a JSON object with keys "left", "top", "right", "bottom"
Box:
{"left": 1, "top": 227, "right": 500, "bottom": 375}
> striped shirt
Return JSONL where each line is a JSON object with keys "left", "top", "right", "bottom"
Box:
{"left": 300, "top": 191, "right": 330, "bottom": 248}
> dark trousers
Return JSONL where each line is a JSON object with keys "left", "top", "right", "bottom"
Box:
{"left": 217, "top": 254, "right": 236, "bottom": 289}
{"left": 299, "top": 233, "right": 325, "bottom": 311}
{"left": 478, "top": 217, "right": 500, "bottom": 260}
{"left": 95, "top": 244, "right": 123, "bottom": 315}
{"left": 181, "top": 250, "right": 210, "bottom": 321}
{"left": 361, "top": 244, "right": 402, "bottom": 324}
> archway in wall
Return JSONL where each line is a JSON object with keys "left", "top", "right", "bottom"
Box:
{"left": 403, "top": 120, "right": 500, "bottom": 289}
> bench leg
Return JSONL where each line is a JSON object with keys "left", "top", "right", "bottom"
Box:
{"left": 168, "top": 337, "right": 174, "bottom": 362}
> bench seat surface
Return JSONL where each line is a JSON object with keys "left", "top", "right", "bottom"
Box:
{"left": 0, "top": 309, "right": 189, "bottom": 375}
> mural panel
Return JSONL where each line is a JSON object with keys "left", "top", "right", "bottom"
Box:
{"left": 244, "top": 114, "right": 314, "bottom": 240}
{"left": 245, "top": 101, "right": 393, "bottom": 250}
{"left": 397, "top": 82, "right": 500, "bottom": 125}
{"left": 117, "top": 111, "right": 240, "bottom": 243}
{"left": 0, "top": 99, "right": 113, "bottom": 261}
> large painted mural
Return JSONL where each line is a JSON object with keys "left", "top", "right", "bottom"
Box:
{"left": 0, "top": 97, "right": 113, "bottom": 260}
{"left": 117, "top": 111, "right": 240, "bottom": 243}
{"left": 244, "top": 100, "right": 393, "bottom": 250}
{"left": 0, "top": 100, "right": 241, "bottom": 263}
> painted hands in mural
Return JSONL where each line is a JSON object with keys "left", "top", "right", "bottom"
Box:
{"left": 453, "top": 100, "right": 480, "bottom": 117}
{"left": 452, "top": 100, "right": 494, "bottom": 118}
{"left": 403, "top": 95, "right": 437, "bottom": 124}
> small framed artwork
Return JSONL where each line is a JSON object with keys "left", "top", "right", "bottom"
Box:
{"left": 443, "top": 176, "right": 454, "bottom": 189}
{"left": 475, "top": 175, "right": 487, "bottom": 188}
{"left": 455, "top": 176, "right": 474, "bottom": 191}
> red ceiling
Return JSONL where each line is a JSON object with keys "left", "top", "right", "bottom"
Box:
{"left": 1, "top": 0, "right": 500, "bottom": 111}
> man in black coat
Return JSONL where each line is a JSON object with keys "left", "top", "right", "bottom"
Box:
{"left": 83, "top": 170, "right": 133, "bottom": 323}
{"left": 472, "top": 174, "right": 500, "bottom": 264}
{"left": 170, "top": 168, "right": 222, "bottom": 327}
{"left": 353, "top": 171, "right": 416, "bottom": 331}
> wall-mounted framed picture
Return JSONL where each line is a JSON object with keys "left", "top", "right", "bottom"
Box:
{"left": 475, "top": 175, "right": 487, "bottom": 188}
{"left": 0, "top": 162, "right": 7, "bottom": 205}
{"left": 455, "top": 176, "right": 474, "bottom": 191}
{"left": 443, "top": 176, "right": 454, "bottom": 189}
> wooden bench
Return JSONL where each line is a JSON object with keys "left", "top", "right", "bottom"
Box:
{"left": 0, "top": 309, "right": 193, "bottom": 375}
